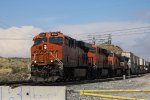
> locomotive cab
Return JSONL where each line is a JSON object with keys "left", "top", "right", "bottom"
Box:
{"left": 31, "top": 32, "right": 64, "bottom": 81}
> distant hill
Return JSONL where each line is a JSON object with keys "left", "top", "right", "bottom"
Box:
{"left": 0, "top": 57, "right": 30, "bottom": 82}
{"left": 98, "top": 44, "right": 123, "bottom": 54}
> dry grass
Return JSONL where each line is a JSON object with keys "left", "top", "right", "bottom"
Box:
{"left": 0, "top": 68, "right": 12, "bottom": 74}
{"left": 0, "top": 57, "right": 30, "bottom": 82}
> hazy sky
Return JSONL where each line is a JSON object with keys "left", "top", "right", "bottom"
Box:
{"left": 0, "top": 0, "right": 150, "bottom": 61}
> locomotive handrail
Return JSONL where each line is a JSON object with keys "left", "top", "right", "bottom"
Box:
{"left": 33, "top": 53, "right": 36, "bottom": 61}
{"left": 93, "top": 63, "right": 97, "bottom": 69}
{"left": 50, "top": 52, "right": 63, "bottom": 65}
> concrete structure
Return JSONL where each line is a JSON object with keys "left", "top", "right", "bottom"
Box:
{"left": 0, "top": 86, "right": 66, "bottom": 100}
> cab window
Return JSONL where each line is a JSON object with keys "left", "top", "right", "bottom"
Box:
{"left": 109, "top": 53, "right": 113, "bottom": 57}
{"left": 49, "top": 37, "right": 63, "bottom": 45}
{"left": 89, "top": 48, "right": 96, "bottom": 53}
{"left": 34, "top": 38, "right": 47, "bottom": 45}
{"left": 69, "top": 38, "right": 76, "bottom": 48}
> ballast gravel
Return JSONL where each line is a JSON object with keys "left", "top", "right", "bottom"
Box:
{"left": 67, "top": 74, "right": 150, "bottom": 100}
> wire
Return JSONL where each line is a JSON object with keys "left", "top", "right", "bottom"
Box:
{"left": 86, "top": 27, "right": 150, "bottom": 45}
{"left": 86, "top": 26, "right": 150, "bottom": 35}
{"left": 0, "top": 38, "right": 31, "bottom": 40}
{"left": 0, "top": 17, "right": 150, "bottom": 40}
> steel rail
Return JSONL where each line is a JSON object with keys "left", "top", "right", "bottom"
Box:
{"left": 0, "top": 74, "right": 144, "bottom": 87}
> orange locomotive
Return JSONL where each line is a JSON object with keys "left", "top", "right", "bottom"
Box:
{"left": 88, "top": 44, "right": 109, "bottom": 78}
{"left": 108, "top": 52, "right": 129, "bottom": 76}
{"left": 31, "top": 32, "right": 91, "bottom": 81}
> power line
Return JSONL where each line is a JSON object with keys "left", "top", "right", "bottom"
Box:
{"left": 0, "top": 38, "right": 31, "bottom": 40}
{"left": 112, "top": 29, "right": 150, "bottom": 37}
{"left": 86, "top": 26, "right": 150, "bottom": 35}
{"left": 0, "top": 19, "right": 150, "bottom": 41}
{"left": 86, "top": 26, "right": 150, "bottom": 45}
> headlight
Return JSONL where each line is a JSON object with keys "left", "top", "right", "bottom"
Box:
{"left": 34, "top": 60, "right": 37, "bottom": 63}
{"left": 50, "top": 60, "right": 53, "bottom": 62}
{"left": 44, "top": 44, "right": 47, "bottom": 49}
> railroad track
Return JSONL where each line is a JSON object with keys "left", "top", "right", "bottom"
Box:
{"left": 0, "top": 74, "right": 144, "bottom": 88}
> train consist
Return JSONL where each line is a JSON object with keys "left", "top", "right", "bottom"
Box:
{"left": 31, "top": 32, "right": 150, "bottom": 82}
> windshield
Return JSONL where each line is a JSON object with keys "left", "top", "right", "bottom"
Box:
{"left": 89, "top": 48, "right": 96, "bottom": 53}
{"left": 49, "top": 37, "right": 63, "bottom": 45}
{"left": 34, "top": 38, "right": 47, "bottom": 45}
{"left": 109, "top": 53, "right": 113, "bottom": 57}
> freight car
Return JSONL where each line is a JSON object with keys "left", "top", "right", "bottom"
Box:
{"left": 145, "top": 60, "right": 149, "bottom": 73}
{"left": 139, "top": 58, "right": 146, "bottom": 74}
{"left": 139, "top": 59, "right": 149, "bottom": 74}
{"left": 119, "top": 55, "right": 129, "bottom": 75}
{"left": 121, "top": 52, "right": 140, "bottom": 75}
{"left": 148, "top": 62, "right": 150, "bottom": 73}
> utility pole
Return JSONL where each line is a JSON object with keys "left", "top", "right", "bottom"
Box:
{"left": 108, "top": 34, "right": 112, "bottom": 44}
